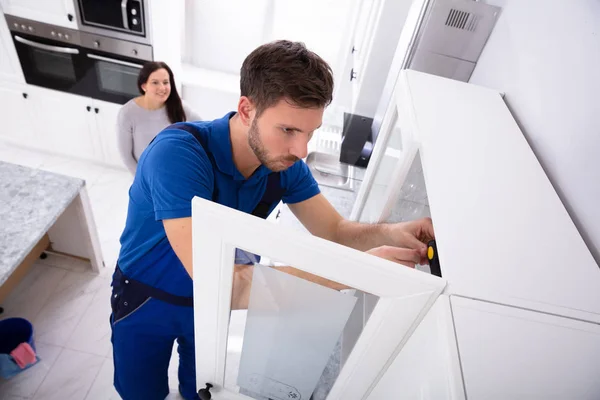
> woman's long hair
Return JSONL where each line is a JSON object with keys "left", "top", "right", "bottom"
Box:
{"left": 137, "top": 61, "right": 186, "bottom": 123}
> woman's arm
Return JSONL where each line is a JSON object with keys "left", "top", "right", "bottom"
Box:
{"left": 116, "top": 107, "right": 139, "bottom": 175}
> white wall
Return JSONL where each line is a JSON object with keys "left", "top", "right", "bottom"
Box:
{"left": 180, "top": 0, "right": 357, "bottom": 118}
{"left": 469, "top": 0, "right": 600, "bottom": 263}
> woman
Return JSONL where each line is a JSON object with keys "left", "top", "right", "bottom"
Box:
{"left": 117, "top": 61, "right": 201, "bottom": 175}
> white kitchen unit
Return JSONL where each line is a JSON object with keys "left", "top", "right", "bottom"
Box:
{"left": 0, "top": 81, "right": 33, "bottom": 144}
{"left": 91, "top": 98, "right": 123, "bottom": 167}
{"left": 358, "top": 69, "right": 600, "bottom": 322}
{"left": 350, "top": 69, "right": 600, "bottom": 398}
{"left": 191, "top": 197, "right": 446, "bottom": 400}
{"left": 451, "top": 296, "right": 600, "bottom": 399}
{"left": 0, "top": 83, "right": 123, "bottom": 167}
{"left": 0, "top": 0, "right": 77, "bottom": 29}
{"left": 369, "top": 294, "right": 600, "bottom": 400}
{"left": 25, "top": 85, "right": 101, "bottom": 159}
{"left": 0, "top": 3, "right": 23, "bottom": 83}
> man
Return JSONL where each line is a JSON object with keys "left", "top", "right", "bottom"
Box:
{"left": 111, "top": 40, "right": 434, "bottom": 400}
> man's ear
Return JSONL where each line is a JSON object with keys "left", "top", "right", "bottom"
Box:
{"left": 237, "top": 96, "right": 255, "bottom": 127}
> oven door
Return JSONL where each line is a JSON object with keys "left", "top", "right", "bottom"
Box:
{"left": 12, "top": 33, "right": 91, "bottom": 95}
{"left": 83, "top": 51, "right": 144, "bottom": 104}
{"left": 78, "top": 0, "right": 145, "bottom": 35}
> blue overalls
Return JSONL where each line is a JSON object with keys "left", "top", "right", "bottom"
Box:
{"left": 110, "top": 113, "right": 320, "bottom": 400}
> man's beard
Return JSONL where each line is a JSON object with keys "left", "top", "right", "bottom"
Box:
{"left": 248, "top": 119, "right": 299, "bottom": 172}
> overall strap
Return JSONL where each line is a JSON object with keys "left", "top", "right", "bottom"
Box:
{"left": 167, "top": 123, "right": 283, "bottom": 218}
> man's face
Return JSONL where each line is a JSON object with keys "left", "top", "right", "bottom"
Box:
{"left": 248, "top": 99, "right": 323, "bottom": 172}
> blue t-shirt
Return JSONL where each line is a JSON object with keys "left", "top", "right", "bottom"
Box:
{"left": 117, "top": 112, "right": 320, "bottom": 296}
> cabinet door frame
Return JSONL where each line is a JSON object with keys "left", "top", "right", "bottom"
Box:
{"left": 192, "top": 197, "right": 446, "bottom": 400}
{"left": 91, "top": 98, "right": 124, "bottom": 168}
{"left": 350, "top": 75, "right": 419, "bottom": 223}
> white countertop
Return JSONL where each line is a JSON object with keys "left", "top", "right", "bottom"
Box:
{"left": 0, "top": 161, "right": 83, "bottom": 284}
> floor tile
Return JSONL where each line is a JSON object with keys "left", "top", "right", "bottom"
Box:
{"left": 0, "top": 343, "right": 62, "bottom": 398}
{"left": 32, "top": 349, "right": 104, "bottom": 400}
{"left": 84, "top": 358, "right": 120, "bottom": 400}
{"left": 38, "top": 158, "right": 106, "bottom": 189}
{"left": 38, "top": 253, "right": 93, "bottom": 273}
{"left": 33, "top": 271, "right": 107, "bottom": 347}
{"left": 0, "top": 263, "right": 67, "bottom": 322}
{"left": 65, "top": 277, "right": 112, "bottom": 357}
{"left": 0, "top": 144, "right": 49, "bottom": 169}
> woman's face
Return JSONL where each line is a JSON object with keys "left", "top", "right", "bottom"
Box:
{"left": 141, "top": 68, "right": 171, "bottom": 103}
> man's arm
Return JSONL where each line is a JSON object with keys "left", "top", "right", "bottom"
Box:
{"left": 288, "top": 193, "right": 434, "bottom": 265}
{"left": 163, "top": 216, "right": 349, "bottom": 299}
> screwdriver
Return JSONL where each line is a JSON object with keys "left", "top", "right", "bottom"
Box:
{"left": 427, "top": 240, "right": 442, "bottom": 277}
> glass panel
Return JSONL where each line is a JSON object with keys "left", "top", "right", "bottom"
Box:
{"left": 31, "top": 48, "right": 76, "bottom": 82}
{"left": 225, "top": 251, "right": 359, "bottom": 400}
{"left": 95, "top": 61, "right": 139, "bottom": 97}
{"left": 360, "top": 110, "right": 404, "bottom": 222}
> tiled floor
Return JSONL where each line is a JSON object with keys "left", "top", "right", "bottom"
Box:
{"left": 0, "top": 143, "right": 187, "bottom": 399}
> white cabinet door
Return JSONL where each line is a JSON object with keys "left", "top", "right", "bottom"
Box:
{"left": 26, "top": 86, "right": 99, "bottom": 160}
{"left": 91, "top": 99, "right": 124, "bottom": 168}
{"left": 1, "top": 0, "right": 76, "bottom": 29}
{"left": 0, "top": 82, "right": 35, "bottom": 145}
{"left": 0, "top": 7, "right": 24, "bottom": 83}
{"left": 192, "top": 197, "right": 446, "bottom": 400}
{"left": 368, "top": 295, "right": 464, "bottom": 400}
{"left": 451, "top": 296, "right": 600, "bottom": 400}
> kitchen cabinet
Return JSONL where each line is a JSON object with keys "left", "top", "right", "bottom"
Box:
{"left": 370, "top": 294, "right": 600, "bottom": 400}
{"left": 451, "top": 296, "right": 600, "bottom": 399}
{"left": 348, "top": 69, "right": 600, "bottom": 397}
{"left": 353, "top": 69, "right": 600, "bottom": 322}
{"left": 91, "top": 98, "right": 122, "bottom": 168}
{"left": 0, "top": 4, "right": 24, "bottom": 83}
{"left": 191, "top": 196, "right": 446, "bottom": 400}
{"left": 26, "top": 85, "right": 100, "bottom": 160}
{"left": 0, "top": 0, "right": 76, "bottom": 29}
{"left": 0, "top": 82, "right": 35, "bottom": 145}
{"left": 0, "top": 82, "right": 124, "bottom": 167}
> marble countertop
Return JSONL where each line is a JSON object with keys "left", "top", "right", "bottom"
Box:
{"left": 0, "top": 161, "right": 84, "bottom": 286}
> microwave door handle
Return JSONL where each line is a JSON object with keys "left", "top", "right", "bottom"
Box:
{"left": 87, "top": 53, "right": 143, "bottom": 68}
{"left": 14, "top": 36, "right": 79, "bottom": 54}
{"left": 121, "top": 0, "right": 130, "bottom": 30}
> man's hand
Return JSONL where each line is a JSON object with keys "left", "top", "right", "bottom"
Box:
{"left": 386, "top": 217, "right": 435, "bottom": 264}
{"left": 366, "top": 245, "right": 421, "bottom": 268}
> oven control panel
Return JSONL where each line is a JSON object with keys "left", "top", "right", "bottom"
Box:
{"left": 5, "top": 14, "right": 152, "bottom": 62}
{"left": 6, "top": 15, "right": 80, "bottom": 45}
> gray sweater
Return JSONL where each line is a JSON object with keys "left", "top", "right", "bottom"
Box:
{"left": 116, "top": 99, "right": 202, "bottom": 174}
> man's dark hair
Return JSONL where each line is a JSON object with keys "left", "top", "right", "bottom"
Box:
{"left": 240, "top": 40, "right": 334, "bottom": 116}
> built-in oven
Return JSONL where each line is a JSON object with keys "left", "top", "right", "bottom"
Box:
{"left": 75, "top": 0, "right": 151, "bottom": 45}
{"left": 6, "top": 14, "right": 153, "bottom": 105}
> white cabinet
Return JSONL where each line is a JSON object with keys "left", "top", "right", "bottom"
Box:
{"left": 91, "top": 99, "right": 122, "bottom": 168}
{"left": 0, "top": 82, "right": 34, "bottom": 145}
{"left": 451, "top": 296, "right": 600, "bottom": 399}
{"left": 372, "top": 295, "right": 600, "bottom": 400}
{"left": 349, "top": 69, "right": 600, "bottom": 398}
{"left": 0, "top": 5, "right": 24, "bottom": 83}
{"left": 0, "top": 0, "right": 76, "bottom": 29}
{"left": 0, "top": 82, "right": 124, "bottom": 167}
{"left": 26, "top": 85, "right": 100, "bottom": 160}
